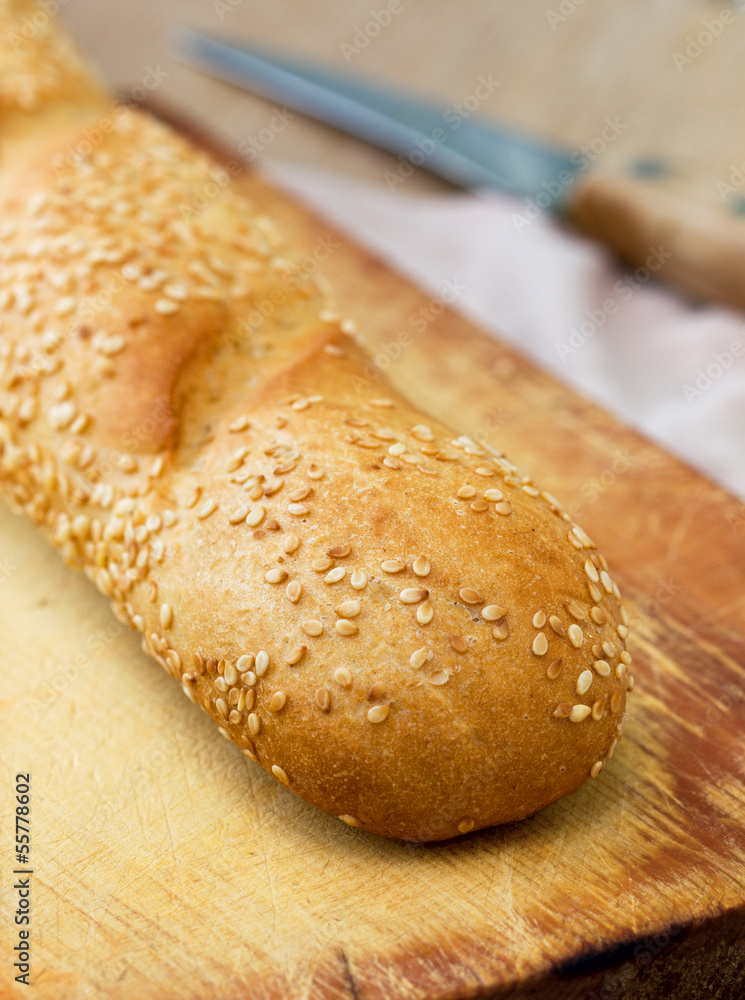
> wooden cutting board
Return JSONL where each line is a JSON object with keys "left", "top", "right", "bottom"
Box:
{"left": 2, "top": 156, "right": 745, "bottom": 999}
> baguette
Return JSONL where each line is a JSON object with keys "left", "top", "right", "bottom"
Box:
{"left": 0, "top": 6, "right": 631, "bottom": 840}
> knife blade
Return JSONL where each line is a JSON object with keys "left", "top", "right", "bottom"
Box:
{"left": 167, "top": 26, "right": 578, "bottom": 208}
{"left": 167, "top": 25, "right": 745, "bottom": 314}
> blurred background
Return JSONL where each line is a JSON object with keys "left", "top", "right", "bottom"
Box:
{"left": 61, "top": 0, "right": 745, "bottom": 496}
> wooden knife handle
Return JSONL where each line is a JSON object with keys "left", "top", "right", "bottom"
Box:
{"left": 568, "top": 172, "right": 745, "bottom": 311}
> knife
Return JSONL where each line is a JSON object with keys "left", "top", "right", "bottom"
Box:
{"left": 168, "top": 26, "right": 745, "bottom": 313}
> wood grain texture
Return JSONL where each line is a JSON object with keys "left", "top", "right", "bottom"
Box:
{"left": 1, "top": 151, "right": 745, "bottom": 998}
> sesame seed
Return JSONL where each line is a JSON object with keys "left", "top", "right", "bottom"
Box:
{"left": 532, "top": 610, "right": 546, "bottom": 629}
{"left": 48, "top": 401, "right": 76, "bottom": 430}
{"left": 588, "top": 581, "right": 603, "bottom": 603}
{"left": 237, "top": 654, "right": 254, "bottom": 672}
{"left": 552, "top": 703, "right": 572, "bottom": 718}
{"left": 313, "top": 557, "right": 334, "bottom": 572}
{"left": 471, "top": 500, "right": 488, "bottom": 512}
{"left": 286, "top": 581, "right": 302, "bottom": 603}
{"left": 410, "top": 647, "right": 429, "bottom": 669}
{"left": 197, "top": 499, "right": 217, "bottom": 519}
{"left": 607, "top": 737, "right": 618, "bottom": 759}
{"left": 620, "top": 605, "right": 629, "bottom": 627}
{"left": 154, "top": 298, "right": 179, "bottom": 315}
{"left": 285, "top": 645, "right": 306, "bottom": 665}
{"left": 265, "top": 567, "right": 287, "bottom": 584}
{"left": 368, "top": 681, "right": 386, "bottom": 700}
{"left": 458, "top": 819, "right": 475, "bottom": 834}
{"left": 459, "top": 588, "right": 483, "bottom": 605}
{"left": 620, "top": 651, "right": 632, "bottom": 664}
{"left": 610, "top": 691, "right": 622, "bottom": 713}
{"left": 272, "top": 764, "right": 290, "bottom": 786}
{"left": 495, "top": 501, "right": 512, "bottom": 516}
{"left": 569, "top": 704, "right": 591, "bottom": 722}
{"left": 590, "top": 607, "right": 609, "bottom": 625}
{"left": 215, "top": 698, "right": 228, "bottom": 718}
{"left": 547, "top": 658, "right": 562, "bottom": 679}
{"left": 246, "top": 505, "right": 265, "bottom": 527}
{"left": 228, "top": 415, "right": 250, "bottom": 432}
{"left": 547, "top": 616, "right": 565, "bottom": 638}
{"left": 268, "top": 691, "right": 287, "bottom": 712}
{"left": 590, "top": 761, "right": 604, "bottom": 778}
{"left": 215, "top": 677, "right": 228, "bottom": 695}
{"left": 576, "top": 670, "right": 593, "bottom": 695}
{"left": 54, "top": 296, "right": 76, "bottom": 316}
{"left": 335, "top": 620, "right": 358, "bottom": 636}
{"left": 290, "top": 486, "right": 312, "bottom": 503}
{"left": 411, "top": 424, "right": 433, "bottom": 441}
{"left": 315, "top": 687, "right": 331, "bottom": 711}
{"left": 401, "top": 587, "right": 428, "bottom": 604}
{"left": 475, "top": 466, "right": 495, "bottom": 477}
{"left": 593, "top": 659, "right": 611, "bottom": 677}
{"left": 566, "top": 601, "right": 586, "bottom": 621}
{"left": 388, "top": 442, "right": 406, "bottom": 456}
{"left": 532, "top": 633, "right": 548, "bottom": 656}
{"left": 351, "top": 569, "right": 368, "bottom": 590}
{"left": 412, "top": 556, "right": 430, "bottom": 577}
{"left": 288, "top": 503, "right": 309, "bottom": 516}
{"left": 417, "top": 600, "right": 434, "bottom": 625}
{"left": 255, "top": 651, "right": 270, "bottom": 676}
{"left": 307, "top": 464, "right": 324, "bottom": 480}
{"left": 522, "top": 485, "right": 540, "bottom": 497}
{"left": 369, "top": 398, "right": 393, "bottom": 408}
{"left": 617, "top": 624, "right": 629, "bottom": 639}
{"left": 302, "top": 619, "right": 323, "bottom": 636}
{"left": 592, "top": 698, "right": 605, "bottom": 721}
{"left": 160, "top": 603, "right": 172, "bottom": 628}
{"left": 457, "top": 485, "right": 476, "bottom": 499}
{"left": 450, "top": 635, "right": 468, "bottom": 653}
{"left": 584, "top": 559, "right": 600, "bottom": 583}
{"left": 383, "top": 457, "right": 401, "bottom": 470}
{"left": 381, "top": 559, "right": 404, "bottom": 573}
{"left": 325, "top": 567, "right": 346, "bottom": 584}
{"left": 492, "top": 620, "right": 509, "bottom": 641}
{"left": 601, "top": 640, "right": 617, "bottom": 658}
{"left": 226, "top": 448, "right": 249, "bottom": 473}
{"left": 328, "top": 544, "right": 351, "bottom": 558}
{"left": 568, "top": 624, "right": 584, "bottom": 648}
{"left": 367, "top": 705, "right": 390, "bottom": 723}
{"left": 482, "top": 605, "right": 507, "bottom": 621}
{"left": 616, "top": 663, "right": 627, "bottom": 680}
{"left": 336, "top": 599, "right": 361, "bottom": 618}
{"left": 339, "top": 814, "right": 360, "bottom": 826}
{"left": 224, "top": 663, "right": 238, "bottom": 686}
{"left": 334, "top": 667, "right": 352, "bottom": 687}
{"left": 600, "top": 570, "right": 613, "bottom": 593}
{"left": 484, "top": 489, "right": 504, "bottom": 502}
{"left": 280, "top": 535, "right": 299, "bottom": 556}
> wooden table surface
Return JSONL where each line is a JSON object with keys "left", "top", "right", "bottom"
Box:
{"left": 3, "top": 4, "right": 745, "bottom": 1000}
{"left": 63, "top": 0, "right": 745, "bottom": 195}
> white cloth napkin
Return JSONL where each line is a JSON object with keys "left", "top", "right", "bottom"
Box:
{"left": 263, "top": 161, "right": 745, "bottom": 501}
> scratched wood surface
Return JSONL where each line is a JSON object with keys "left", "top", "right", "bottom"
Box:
{"left": 1, "top": 155, "right": 745, "bottom": 998}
